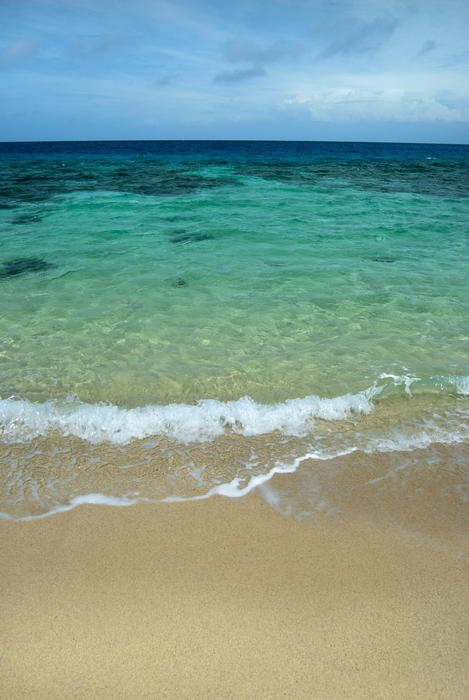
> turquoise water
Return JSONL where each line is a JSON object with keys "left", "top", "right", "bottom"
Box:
{"left": 1, "top": 140, "right": 469, "bottom": 518}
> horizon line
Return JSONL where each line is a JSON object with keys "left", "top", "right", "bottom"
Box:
{"left": 1, "top": 138, "right": 468, "bottom": 147}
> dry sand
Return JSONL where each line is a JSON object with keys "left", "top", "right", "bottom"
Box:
{"left": 1, "top": 474, "right": 469, "bottom": 699}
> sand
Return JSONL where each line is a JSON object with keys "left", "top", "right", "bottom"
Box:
{"left": 1, "top": 467, "right": 469, "bottom": 699}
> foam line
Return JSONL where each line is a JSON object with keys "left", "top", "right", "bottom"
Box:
{"left": 2, "top": 374, "right": 468, "bottom": 445}
{"left": 0, "top": 388, "right": 380, "bottom": 444}
{"left": 0, "top": 448, "right": 352, "bottom": 520}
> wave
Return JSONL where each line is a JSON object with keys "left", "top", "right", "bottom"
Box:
{"left": 1, "top": 373, "right": 468, "bottom": 445}
{"left": 0, "top": 449, "right": 350, "bottom": 521}
{"left": 2, "top": 373, "right": 469, "bottom": 521}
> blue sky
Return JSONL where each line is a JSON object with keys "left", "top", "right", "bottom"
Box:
{"left": 1, "top": 0, "right": 468, "bottom": 142}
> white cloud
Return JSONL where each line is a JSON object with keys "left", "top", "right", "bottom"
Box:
{"left": 285, "top": 87, "right": 467, "bottom": 122}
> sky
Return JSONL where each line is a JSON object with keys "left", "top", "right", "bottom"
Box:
{"left": 1, "top": 0, "right": 468, "bottom": 143}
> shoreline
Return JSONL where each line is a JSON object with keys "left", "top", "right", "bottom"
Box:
{"left": 1, "top": 475, "right": 468, "bottom": 698}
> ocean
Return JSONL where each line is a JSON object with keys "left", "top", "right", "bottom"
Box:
{"left": 1, "top": 139, "right": 469, "bottom": 520}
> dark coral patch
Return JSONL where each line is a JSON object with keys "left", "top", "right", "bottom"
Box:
{"left": 170, "top": 230, "right": 214, "bottom": 244}
{"left": 11, "top": 214, "right": 42, "bottom": 225}
{"left": 0, "top": 257, "right": 53, "bottom": 277}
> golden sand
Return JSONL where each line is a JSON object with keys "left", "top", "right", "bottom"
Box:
{"left": 1, "top": 466, "right": 468, "bottom": 698}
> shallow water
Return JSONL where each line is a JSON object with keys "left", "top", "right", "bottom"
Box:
{"left": 1, "top": 140, "right": 468, "bottom": 520}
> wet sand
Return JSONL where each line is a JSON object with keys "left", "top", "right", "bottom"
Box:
{"left": 1, "top": 471, "right": 468, "bottom": 699}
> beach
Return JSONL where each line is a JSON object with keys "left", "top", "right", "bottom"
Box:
{"left": 1, "top": 140, "right": 469, "bottom": 697}
{"left": 2, "top": 460, "right": 468, "bottom": 699}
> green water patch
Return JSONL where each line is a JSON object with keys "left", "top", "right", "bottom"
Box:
{"left": 0, "top": 171, "right": 468, "bottom": 407}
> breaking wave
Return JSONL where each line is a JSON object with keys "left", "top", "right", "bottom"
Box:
{"left": 1, "top": 373, "right": 469, "bottom": 445}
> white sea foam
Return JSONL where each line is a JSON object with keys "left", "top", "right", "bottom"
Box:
{"left": 453, "top": 375, "right": 469, "bottom": 396}
{"left": 1, "top": 374, "right": 469, "bottom": 445}
{"left": 0, "top": 450, "right": 326, "bottom": 520}
{"left": 0, "top": 387, "right": 379, "bottom": 444}
{"left": 0, "top": 493, "right": 140, "bottom": 521}
{"left": 2, "top": 373, "right": 469, "bottom": 521}
{"left": 2, "top": 410, "right": 469, "bottom": 521}
{"left": 379, "top": 373, "right": 418, "bottom": 396}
